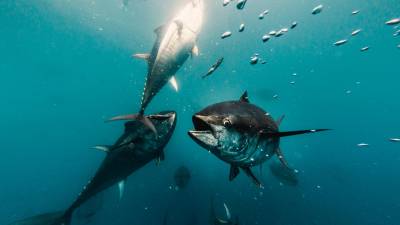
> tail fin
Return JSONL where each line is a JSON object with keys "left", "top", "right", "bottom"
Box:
{"left": 265, "top": 129, "right": 330, "bottom": 138}
{"left": 7, "top": 211, "right": 72, "bottom": 225}
{"left": 107, "top": 113, "right": 157, "bottom": 137}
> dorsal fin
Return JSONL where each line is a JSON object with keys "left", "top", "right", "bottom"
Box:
{"left": 239, "top": 91, "right": 249, "bottom": 103}
{"left": 276, "top": 115, "right": 285, "bottom": 126}
{"left": 154, "top": 24, "right": 166, "bottom": 36}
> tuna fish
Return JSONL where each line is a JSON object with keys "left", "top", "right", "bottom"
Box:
{"left": 8, "top": 111, "right": 177, "bottom": 225}
{"left": 174, "top": 166, "right": 191, "bottom": 190}
{"left": 109, "top": 0, "right": 203, "bottom": 134}
{"left": 188, "top": 91, "right": 329, "bottom": 187}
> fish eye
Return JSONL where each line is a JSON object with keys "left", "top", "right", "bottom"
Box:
{"left": 223, "top": 118, "right": 232, "bottom": 126}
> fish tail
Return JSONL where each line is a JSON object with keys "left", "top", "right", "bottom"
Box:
{"left": 106, "top": 111, "right": 158, "bottom": 137}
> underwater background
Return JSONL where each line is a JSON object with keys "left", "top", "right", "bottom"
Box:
{"left": 1, "top": 0, "right": 400, "bottom": 225}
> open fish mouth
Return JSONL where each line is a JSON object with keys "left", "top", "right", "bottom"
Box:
{"left": 188, "top": 115, "right": 218, "bottom": 147}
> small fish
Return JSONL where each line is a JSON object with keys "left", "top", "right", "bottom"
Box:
{"left": 334, "top": 39, "right": 348, "bottom": 46}
{"left": 239, "top": 23, "right": 245, "bottom": 32}
{"left": 312, "top": 5, "right": 323, "bottom": 15}
{"left": 275, "top": 30, "right": 285, "bottom": 37}
{"left": 236, "top": 0, "right": 247, "bottom": 10}
{"left": 357, "top": 143, "right": 369, "bottom": 147}
{"left": 351, "top": 29, "right": 362, "bottom": 36}
{"left": 221, "top": 31, "right": 232, "bottom": 39}
{"left": 281, "top": 28, "right": 289, "bottom": 32}
{"left": 259, "top": 13, "right": 265, "bottom": 20}
{"left": 398, "top": 44, "right": 400, "bottom": 48}
{"left": 289, "top": 81, "right": 296, "bottom": 85}
{"left": 261, "top": 60, "right": 267, "bottom": 64}
{"left": 250, "top": 56, "right": 259, "bottom": 65}
{"left": 352, "top": 10, "right": 360, "bottom": 15}
{"left": 291, "top": 21, "right": 298, "bottom": 29}
{"left": 389, "top": 138, "right": 400, "bottom": 142}
{"left": 360, "top": 46, "right": 369, "bottom": 52}
{"left": 386, "top": 18, "right": 400, "bottom": 25}
{"left": 269, "top": 30, "right": 277, "bottom": 36}
{"left": 394, "top": 30, "right": 400, "bottom": 36}
{"left": 262, "top": 35, "right": 271, "bottom": 42}
{"left": 223, "top": 0, "right": 231, "bottom": 7}
{"left": 263, "top": 10, "right": 269, "bottom": 15}
{"left": 203, "top": 57, "right": 224, "bottom": 79}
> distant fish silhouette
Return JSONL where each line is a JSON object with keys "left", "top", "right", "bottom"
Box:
{"left": 174, "top": 166, "right": 191, "bottom": 190}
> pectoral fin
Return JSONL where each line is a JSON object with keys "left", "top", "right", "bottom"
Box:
{"left": 275, "top": 147, "right": 291, "bottom": 170}
{"left": 191, "top": 45, "right": 199, "bottom": 57}
{"left": 229, "top": 165, "right": 240, "bottom": 181}
{"left": 169, "top": 76, "right": 179, "bottom": 92}
{"left": 132, "top": 53, "right": 150, "bottom": 61}
{"left": 91, "top": 145, "right": 111, "bottom": 152}
{"left": 118, "top": 180, "right": 126, "bottom": 200}
{"left": 241, "top": 167, "right": 263, "bottom": 188}
{"left": 154, "top": 24, "right": 166, "bottom": 35}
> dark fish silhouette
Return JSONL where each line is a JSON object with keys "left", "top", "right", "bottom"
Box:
{"left": 174, "top": 166, "right": 191, "bottom": 190}
{"left": 8, "top": 111, "right": 177, "bottom": 225}
{"left": 210, "top": 197, "right": 239, "bottom": 225}
{"left": 202, "top": 57, "right": 224, "bottom": 79}
{"left": 188, "top": 91, "right": 329, "bottom": 187}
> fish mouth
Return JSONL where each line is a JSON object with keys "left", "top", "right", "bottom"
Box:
{"left": 188, "top": 115, "right": 218, "bottom": 148}
{"left": 149, "top": 111, "right": 176, "bottom": 122}
{"left": 191, "top": 114, "right": 216, "bottom": 135}
{"left": 148, "top": 111, "right": 177, "bottom": 132}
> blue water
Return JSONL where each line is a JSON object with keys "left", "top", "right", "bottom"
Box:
{"left": 1, "top": 0, "right": 400, "bottom": 225}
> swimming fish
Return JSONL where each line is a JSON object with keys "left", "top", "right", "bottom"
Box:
{"left": 7, "top": 111, "right": 177, "bottom": 225}
{"left": 236, "top": 0, "right": 247, "bottom": 10}
{"left": 221, "top": 31, "right": 232, "bottom": 39}
{"left": 174, "top": 166, "right": 191, "bottom": 190}
{"left": 109, "top": 0, "right": 203, "bottom": 134}
{"left": 334, "top": 39, "right": 348, "bottom": 46}
{"left": 203, "top": 57, "right": 224, "bottom": 79}
{"left": 188, "top": 91, "right": 329, "bottom": 187}
{"left": 386, "top": 18, "right": 400, "bottom": 25}
{"left": 312, "top": 5, "right": 323, "bottom": 15}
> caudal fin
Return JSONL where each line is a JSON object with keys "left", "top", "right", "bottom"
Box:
{"left": 106, "top": 113, "right": 157, "bottom": 137}
{"left": 8, "top": 211, "right": 72, "bottom": 225}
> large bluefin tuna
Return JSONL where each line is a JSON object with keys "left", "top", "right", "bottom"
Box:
{"left": 109, "top": 0, "right": 204, "bottom": 135}
{"left": 8, "top": 111, "right": 177, "bottom": 225}
{"left": 188, "top": 91, "right": 329, "bottom": 187}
